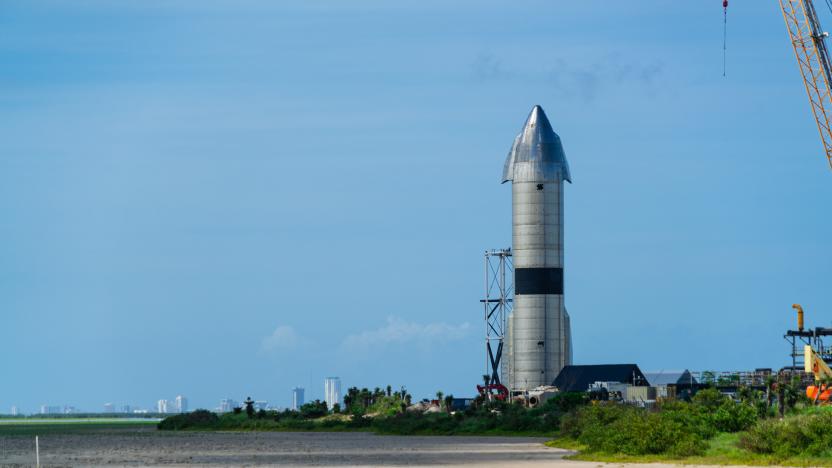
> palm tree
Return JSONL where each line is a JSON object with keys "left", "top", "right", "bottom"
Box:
{"left": 444, "top": 394, "right": 454, "bottom": 414}
{"left": 386, "top": 385, "right": 392, "bottom": 397}
{"left": 436, "top": 391, "right": 444, "bottom": 408}
{"left": 764, "top": 376, "right": 775, "bottom": 411}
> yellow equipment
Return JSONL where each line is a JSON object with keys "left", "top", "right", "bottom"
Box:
{"left": 804, "top": 344, "right": 832, "bottom": 400}
{"left": 779, "top": 0, "right": 832, "bottom": 169}
{"left": 793, "top": 303, "right": 805, "bottom": 331}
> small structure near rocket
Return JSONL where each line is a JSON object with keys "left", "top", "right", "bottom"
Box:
{"left": 503, "top": 105, "right": 572, "bottom": 392}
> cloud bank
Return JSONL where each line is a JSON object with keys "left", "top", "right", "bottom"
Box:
{"left": 342, "top": 316, "right": 470, "bottom": 351}
{"left": 261, "top": 325, "right": 305, "bottom": 352}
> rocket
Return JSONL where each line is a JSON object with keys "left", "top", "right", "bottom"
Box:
{"left": 503, "top": 105, "right": 572, "bottom": 391}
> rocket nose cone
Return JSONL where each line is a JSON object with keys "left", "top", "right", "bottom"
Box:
{"left": 502, "top": 105, "right": 571, "bottom": 184}
{"left": 522, "top": 105, "right": 555, "bottom": 141}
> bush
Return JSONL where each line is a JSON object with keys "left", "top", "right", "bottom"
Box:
{"left": 740, "top": 411, "right": 832, "bottom": 457}
{"left": 299, "top": 400, "right": 328, "bottom": 419}
{"left": 157, "top": 410, "right": 218, "bottom": 430}
{"left": 712, "top": 400, "right": 757, "bottom": 432}
{"left": 560, "top": 404, "right": 708, "bottom": 456}
{"left": 691, "top": 388, "right": 727, "bottom": 409}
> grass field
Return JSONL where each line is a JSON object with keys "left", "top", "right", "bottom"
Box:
{"left": 547, "top": 433, "right": 832, "bottom": 467}
{"left": 0, "top": 419, "right": 158, "bottom": 436}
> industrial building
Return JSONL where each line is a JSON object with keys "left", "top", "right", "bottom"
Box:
{"left": 644, "top": 370, "right": 698, "bottom": 400}
{"left": 552, "top": 364, "right": 648, "bottom": 393}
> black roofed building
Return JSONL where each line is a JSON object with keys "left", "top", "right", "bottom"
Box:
{"left": 644, "top": 369, "right": 698, "bottom": 400}
{"left": 643, "top": 370, "right": 698, "bottom": 387}
{"left": 552, "top": 364, "right": 648, "bottom": 393}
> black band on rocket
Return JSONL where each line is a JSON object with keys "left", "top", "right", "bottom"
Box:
{"left": 515, "top": 268, "right": 564, "bottom": 295}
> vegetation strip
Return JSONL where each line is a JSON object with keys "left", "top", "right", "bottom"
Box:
{"left": 158, "top": 383, "right": 832, "bottom": 466}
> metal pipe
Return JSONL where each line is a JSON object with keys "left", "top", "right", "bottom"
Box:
{"left": 793, "top": 303, "right": 805, "bottom": 331}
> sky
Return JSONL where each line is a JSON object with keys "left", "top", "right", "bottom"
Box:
{"left": 2, "top": 0, "right": 832, "bottom": 413}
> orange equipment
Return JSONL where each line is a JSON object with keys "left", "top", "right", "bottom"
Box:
{"left": 804, "top": 344, "right": 832, "bottom": 401}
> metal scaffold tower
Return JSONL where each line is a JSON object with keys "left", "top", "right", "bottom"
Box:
{"left": 779, "top": 0, "right": 832, "bottom": 169}
{"left": 481, "top": 249, "right": 513, "bottom": 387}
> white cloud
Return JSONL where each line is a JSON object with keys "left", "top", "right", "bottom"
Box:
{"left": 342, "top": 316, "right": 471, "bottom": 351}
{"left": 261, "top": 325, "right": 304, "bottom": 352}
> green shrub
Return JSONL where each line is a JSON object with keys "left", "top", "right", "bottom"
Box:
{"left": 741, "top": 411, "right": 832, "bottom": 457}
{"left": 712, "top": 400, "right": 757, "bottom": 432}
{"left": 691, "top": 388, "right": 727, "bottom": 409}
{"left": 299, "top": 400, "right": 328, "bottom": 419}
{"left": 561, "top": 404, "right": 708, "bottom": 456}
{"left": 157, "top": 410, "right": 218, "bottom": 430}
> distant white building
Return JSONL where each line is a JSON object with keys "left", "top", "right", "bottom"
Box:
{"left": 292, "top": 387, "right": 305, "bottom": 411}
{"left": 40, "top": 405, "right": 61, "bottom": 415}
{"left": 175, "top": 395, "right": 188, "bottom": 413}
{"left": 121, "top": 405, "right": 131, "bottom": 413}
{"left": 219, "top": 398, "right": 238, "bottom": 413}
{"left": 64, "top": 406, "right": 79, "bottom": 414}
{"left": 103, "top": 403, "right": 114, "bottom": 413}
{"left": 10, "top": 406, "right": 18, "bottom": 416}
{"left": 324, "top": 377, "right": 341, "bottom": 411}
{"left": 157, "top": 399, "right": 169, "bottom": 414}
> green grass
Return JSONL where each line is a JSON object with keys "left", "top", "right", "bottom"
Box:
{"left": 547, "top": 433, "right": 832, "bottom": 467}
{"left": 0, "top": 419, "right": 158, "bottom": 436}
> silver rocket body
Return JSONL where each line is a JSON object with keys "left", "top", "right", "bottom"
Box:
{"left": 503, "top": 105, "right": 572, "bottom": 391}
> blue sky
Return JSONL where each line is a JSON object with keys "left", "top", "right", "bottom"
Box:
{"left": 2, "top": 0, "right": 832, "bottom": 413}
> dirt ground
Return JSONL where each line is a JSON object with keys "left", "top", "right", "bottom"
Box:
{"left": 0, "top": 426, "right": 759, "bottom": 467}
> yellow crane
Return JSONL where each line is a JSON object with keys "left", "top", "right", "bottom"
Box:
{"left": 780, "top": 0, "right": 832, "bottom": 169}
{"left": 804, "top": 344, "right": 832, "bottom": 401}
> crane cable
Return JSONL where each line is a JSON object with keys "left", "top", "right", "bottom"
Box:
{"left": 723, "top": 1, "right": 728, "bottom": 77}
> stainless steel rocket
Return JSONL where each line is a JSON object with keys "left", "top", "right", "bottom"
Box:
{"left": 503, "top": 105, "right": 572, "bottom": 391}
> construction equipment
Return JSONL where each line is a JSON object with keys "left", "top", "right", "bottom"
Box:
{"left": 476, "top": 383, "right": 509, "bottom": 402}
{"left": 804, "top": 344, "right": 832, "bottom": 401}
{"left": 779, "top": 0, "right": 832, "bottom": 169}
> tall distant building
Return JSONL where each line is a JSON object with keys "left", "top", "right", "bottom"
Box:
{"left": 175, "top": 395, "right": 188, "bottom": 413}
{"left": 157, "top": 399, "right": 168, "bottom": 414}
{"left": 324, "top": 377, "right": 341, "bottom": 411}
{"left": 121, "top": 405, "right": 131, "bottom": 414}
{"left": 103, "top": 403, "right": 114, "bottom": 413}
{"left": 292, "top": 387, "right": 305, "bottom": 411}
{"left": 10, "top": 406, "right": 18, "bottom": 416}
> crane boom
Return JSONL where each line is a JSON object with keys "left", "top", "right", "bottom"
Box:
{"left": 780, "top": 0, "right": 832, "bottom": 170}
{"left": 805, "top": 344, "right": 832, "bottom": 378}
